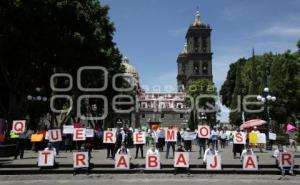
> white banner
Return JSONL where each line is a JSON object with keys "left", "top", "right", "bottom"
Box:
{"left": 63, "top": 125, "right": 74, "bottom": 134}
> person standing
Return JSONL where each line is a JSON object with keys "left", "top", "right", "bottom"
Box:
{"left": 232, "top": 129, "right": 245, "bottom": 158}
{"left": 157, "top": 128, "right": 165, "bottom": 152}
{"left": 197, "top": 135, "right": 207, "bottom": 159}
{"left": 174, "top": 145, "right": 190, "bottom": 175}
{"left": 220, "top": 129, "right": 227, "bottom": 149}
{"left": 166, "top": 126, "right": 176, "bottom": 159}
{"left": 210, "top": 127, "right": 219, "bottom": 151}
{"left": 135, "top": 129, "right": 144, "bottom": 158}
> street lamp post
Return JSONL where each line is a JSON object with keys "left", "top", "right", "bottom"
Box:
{"left": 199, "top": 112, "right": 207, "bottom": 125}
{"left": 257, "top": 87, "right": 276, "bottom": 151}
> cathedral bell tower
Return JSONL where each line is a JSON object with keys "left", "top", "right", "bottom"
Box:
{"left": 177, "top": 9, "right": 213, "bottom": 91}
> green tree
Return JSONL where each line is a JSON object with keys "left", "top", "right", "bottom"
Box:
{"left": 186, "top": 79, "right": 217, "bottom": 130}
{"left": 220, "top": 41, "right": 300, "bottom": 127}
{"left": 0, "top": 0, "right": 123, "bottom": 127}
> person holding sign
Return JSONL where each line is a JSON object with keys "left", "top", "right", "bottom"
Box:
{"left": 134, "top": 129, "right": 145, "bottom": 158}
{"left": 210, "top": 127, "right": 219, "bottom": 151}
{"left": 73, "top": 146, "right": 90, "bottom": 175}
{"left": 165, "top": 126, "right": 176, "bottom": 159}
{"left": 174, "top": 145, "right": 190, "bottom": 175}
{"left": 203, "top": 144, "right": 218, "bottom": 164}
{"left": 232, "top": 128, "right": 245, "bottom": 159}
{"left": 241, "top": 144, "right": 258, "bottom": 163}
{"left": 273, "top": 145, "right": 294, "bottom": 176}
{"left": 146, "top": 143, "right": 160, "bottom": 169}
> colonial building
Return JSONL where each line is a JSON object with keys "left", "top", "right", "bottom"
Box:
{"left": 177, "top": 10, "right": 213, "bottom": 91}
{"left": 119, "top": 10, "right": 214, "bottom": 129}
{"left": 138, "top": 92, "right": 189, "bottom": 128}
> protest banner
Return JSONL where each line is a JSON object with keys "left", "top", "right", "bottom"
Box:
{"left": 115, "top": 155, "right": 130, "bottom": 169}
{"left": 243, "top": 154, "right": 258, "bottom": 170}
{"left": 198, "top": 126, "right": 210, "bottom": 139}
{"left": 103, "top": 131, "right": 117, "bottom": 143}
{"left": 48, "top": 129, "right": 62, "bottom": 142}
{"left": 12, "top": 120, "right": 26, "bottom": 134}
{"left": 73, "top": 128, "right": 86, "bottom": 141}
{"left": 166, "top": 129, "right": 177, "bottom": 142}
{"left": 206, "top": 155, "right": 222, "bottom": 170}
{"left": 73, "top": 152, "right": 89, "bottom": 168}
{"left": 269, "top": 133, "right": 277, "bottom": 141}
{"left": 85, "top": 129, "right": 94, "bottom": 138}
{"left": 133, "top": 131, "right": 146, "bottom": 144}
{"left": 146, "top": 154, "right": 160, "bottom": 170}
{"left": 183, "top": 132, "right": 197, "bottom": 140}
{"left": 174, "top": 152, "right": 189, "bottom": 167}
{"left": 249, "top": 132, "right": 258, "bottom": 144}
{"left": 258, "top": 133, "right": 266, "bottom": 144}
{"left": 38, "top": 151, "right": 55, "bottom": 167}
{"left": 279, "top": 152, "right": 294, "bottom": 168}
{"left": 233, "top": 132, "right": 246, "bottom": 144}
{"left": 63, "top": 125, "right": 74, "bottom": 134}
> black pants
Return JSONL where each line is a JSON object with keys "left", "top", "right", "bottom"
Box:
{"left": 184, "top": 140, "right": 192, "bottom": 152}
{"left": 135, "top": 144, "right": 144, "bottom": 158}
{"left": 106, "top": 144, "right": 114, "bottom": 158}
{"left": 15, "top": 139, "right": 25, "bottom": 159}
{"left": 166, "top": 142, "right": 175, "bottom": 158}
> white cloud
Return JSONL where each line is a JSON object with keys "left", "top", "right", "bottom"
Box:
{"left": 263, "top": 26, "right": 300, "bottom": 36}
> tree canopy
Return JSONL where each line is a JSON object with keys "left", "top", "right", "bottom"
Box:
{"left": 0, "top": 0, "right": 124, "bottom": 128}
{"left": 220, "top": 42, "right": 300, "bottom": 127}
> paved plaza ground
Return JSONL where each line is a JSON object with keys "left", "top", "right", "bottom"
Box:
{"left": 1, "top": 144, "right": 299, "bottom": 166}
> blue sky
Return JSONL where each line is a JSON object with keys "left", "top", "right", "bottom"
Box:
{"left": 101, "top": 0, "right": 300, "bottom": 121}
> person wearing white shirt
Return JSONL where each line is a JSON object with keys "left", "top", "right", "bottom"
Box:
{"left": 272, "top": 145, "right": 294, "bottom": 176}
{"left": 115, "top": 143, "right": 131, "bottom": 160}
{"left": 203, "top": 146, "right": 218, "bottom": 163}
{"left": 146, "top": 143, "right": 159, "bottom": 155}
{"left": 210, "top": 127, "right": 219, "bottom": 151}
{"left": 44, "top": 143, "right": 57, "bottom": 157}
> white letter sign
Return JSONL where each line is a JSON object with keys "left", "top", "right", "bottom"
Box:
{"left": 146, "top": 154, "right": 160, "bottom": 170}
{"left": 12, "top": 120, "right": 26, "bottom": 134}
{"left": 133, "top": 132, "right": 146, "bottom": 144}
{"left": 73, "top": 152, "right": 89, "bottom": 168}
{"left": 103, "top": 131, "right": 116, "bottom": 143}
{"left": 73, "top": 128, "right": 86, "bottom": 141}
{"left": 198, "top": 125, "right": 210, "bottom": 139}
{"left": 206, "top": 155, "right": 222, "bottom": 170}
{"left": 243, "top": 155, "right": 258, "bottom": 171}
{"left": 174, "top": 152, "right": 189, "bottom": 167}
{"left": 48, "top": 129, "right": 62, "bottom": 142}
{"left": 38, "top": 151, "right": 55, "bottom": 167}
{"left": 115, "top": 155, "right": 130, "bottom": 169}
{"left": 166, "top": 129, "right": 177, "bottom": 142}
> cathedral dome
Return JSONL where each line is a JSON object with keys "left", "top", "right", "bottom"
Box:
{"left": 122, "top": 56, "right": 139, "bottom": 80}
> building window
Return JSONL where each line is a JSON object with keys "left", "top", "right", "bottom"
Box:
{"left": 202, "top": 37, "right": 207, "bottom": 52}
{"left": 203, "top": 61, "right": 208, "bottom": 75}
{"left": 193, "top": 61, "right": 199, "bottom": 74}
{"left": 161, "top": 113, "right": 165, "bottom": 118}
{"left": 142, "top": 113, "right": 145, "bottom": 118}
{"left": 194, "top": 37, "right": 199, "bottom": 52}
{"left": 180, "top": 114, "right": 184, "bottom": 118}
